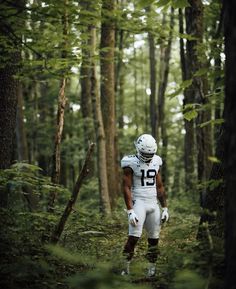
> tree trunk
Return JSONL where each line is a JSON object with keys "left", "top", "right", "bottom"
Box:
{"left": 115, "top": 24, "right": 125, "bottom": 133}
{"left": 79, "top": 0, "right": 95, "bottom": 148}
{"left": 179, "top": 8, "right": 196, "bottom": 193}
{"left": 100, "top": 0, "right": 118, "bottom": 208}
{"left": 91, "top": 27, "right": 111, "bottom": 215}
{"left": 157, "top": 8, "right": 174, "bottom": 185}
{"left": 224, "top": 0, "right": 236, "bottom": 287}
{"left": 0, "top": 3, "right": 23, "bottom": 171}
{"left": 185, "top": 0, "right": 212, "bottom": 202}
{"left": 50, "top": 78, "right": 67, "bottom": 185}
{"left": 146, "top": 6, "right": 157, "bottom": 137}
{"left": 49, "top": 0, "right": 69, "bottom": 210}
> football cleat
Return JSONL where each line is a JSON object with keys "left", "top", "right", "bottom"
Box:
{"left": 147, "top": 263, "right": 156, "bottom": 277}
{"left": 121, "top": 261, "right": 130, "bottom": 276}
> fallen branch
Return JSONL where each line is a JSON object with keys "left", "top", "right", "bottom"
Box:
{"left": 51, "top": 143, "right": 95, "bottom": 244}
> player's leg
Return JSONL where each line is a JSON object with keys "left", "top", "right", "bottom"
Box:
{"left": 144, "top": 204, "right": 161, "bottom": 276}
{"left": 121, "top": 200, "right": 146, "bottom": 275}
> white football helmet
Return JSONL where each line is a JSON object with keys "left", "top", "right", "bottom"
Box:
{"left": 134, "top": 134, "right": 157, "bottom": 162}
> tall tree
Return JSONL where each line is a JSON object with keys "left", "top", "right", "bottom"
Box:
{"left": 146, "top": 5, "right": 157, "bottom": 138}
{"left": 79, "top": 0, "right": 94, "bottom": 148}
{"left": 185, "top": 0, "right": 212, "bottom": 201}
{"left": 0, "top": 1, "right": 23, "bottom": 171}
{"left": 51, "top": 0, "right": 69, "bottom": 185}
{"left": 100, "top": 0, "right": 118, "bottom": 208}
{"left": 224, "top": 0, "right": 236, "bottom": 287}
{"left": 157, "top": 7, "right": 174, "bottom": 185}
{"left": 91, "top": 26, "right": 111, "bottom": 215}
{"left": 49, "top": 0, "right": 69, "bottom": 210}
{"left": 179, "top": 8, "right": 196, "bottom": 192}
{"left": 0, "top": 0, "right": 26, "bottom": 209}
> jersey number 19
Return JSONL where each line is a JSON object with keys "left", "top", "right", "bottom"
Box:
{"left": 140, "top": 169, "right": 156, "bottom": 186}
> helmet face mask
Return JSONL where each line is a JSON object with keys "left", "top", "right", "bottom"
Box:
{"left": 135, "top": 134, "right": 157, "bottom": 162}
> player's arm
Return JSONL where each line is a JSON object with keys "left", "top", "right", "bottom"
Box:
{"left": 123, "top": 167, "right": 133, "bottom": 210}
{"left": 156, "top": 171, "right": 169, "bottom": 222}
{"left": 156, "top": 171, "right": 167, "bottom": 208}
{"left": 123, "top": 167, "right": 139, "bottom": 226}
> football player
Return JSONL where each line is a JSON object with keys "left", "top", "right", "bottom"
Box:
{"left": 121, "top": 134, "right": 169, "bottom": 277}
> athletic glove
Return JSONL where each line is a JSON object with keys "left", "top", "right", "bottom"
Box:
{"left": 161, "top": 207, "right": 169, "bottom": 223}
{"left": 127, "top": 209, "right": 139, "bottom": 226}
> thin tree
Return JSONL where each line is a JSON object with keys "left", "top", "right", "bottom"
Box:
{"left": 91, "top": 26, "right": 111, "bottom": 215}
{"left": 79, "top": 0, "right": 95, "bottom": 148}
{"left": 100, "top": 0, "right": 118, "bottom": 208}
{"left": 146, "top": 5, "right": 157, "bottom": 138}
{"left": 157, "top": 7, "right": 174, "bottom": 185}
{"left": 49, "top": 0, "right": 69, "bottom": 210}
{"left": 179, "top": 8, "right": 196, "bottom": 193}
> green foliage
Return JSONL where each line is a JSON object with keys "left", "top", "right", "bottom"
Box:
{"left": 0, "top": 170, "right": 224, "bottom": 289}
{"left": 0, "top": 162, "right": 70, "bottom": 210}
{"left": 173, "top": 270, "right": 206, "bottom": 289}
{"left": 137, "top": 0, "right": 190, "bottom": 9}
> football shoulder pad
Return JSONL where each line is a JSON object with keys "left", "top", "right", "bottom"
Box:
{"left": 153, "top": 155, "right": 163, "bottom": 166}
{"left": 121, "top": 155, "right": 137, "bottom": 170}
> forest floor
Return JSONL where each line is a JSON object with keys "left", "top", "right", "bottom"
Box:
{"left": 0, "top": 167, "right": 224, "bottom": 289}
{"left": 50, "top": 196, "right": 202, "bottom": 289}
{"left": 0, "top": 184, "right": 204, "bottom": 289}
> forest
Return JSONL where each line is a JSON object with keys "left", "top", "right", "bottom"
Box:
{"left": 0, "top": 0, "right": 236, "bottom": 288}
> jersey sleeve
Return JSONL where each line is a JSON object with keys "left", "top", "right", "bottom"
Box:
{"left": 121, "top": 155, "right": 134, "bottom": 170}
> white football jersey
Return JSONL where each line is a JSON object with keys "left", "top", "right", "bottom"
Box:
{"left": 121, "top": 154, "right": 162, "bottom": 200}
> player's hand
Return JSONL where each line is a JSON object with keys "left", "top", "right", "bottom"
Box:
{"left": 127, "top": 209, "right": 139, "bottom": 226}
{"left": 161, "top": 207, "right": 169, "bottom": 223}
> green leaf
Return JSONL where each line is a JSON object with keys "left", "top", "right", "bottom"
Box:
{"left": 182, "top": 79, "right": 193, "bottom": 89}
{"left": 178, "top": 33, "right": 198, "bottom": 41}
{"left": 171, "top": 0, "right": 190, "bottom": 9}
{"left": 167, "top": 79, "right": 192, "bottom": 98}
{"left": 183, "top": 110, "right": 198, "bottom": 121}
{"left": 156, "top": 0, "right": 171, "bottom": 8}
{"left": 137, "top": 0, "right": 156, "bottom": 8}
{"left": 208, "top": 156, "right": 220, "bottom": 163}
{"left": 194, "top": 68, "right": 209, "bottom": 77}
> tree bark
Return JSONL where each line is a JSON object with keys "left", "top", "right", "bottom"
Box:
{"left": 224, "top": 0, "right": 236, "bottom": 287}
{"left": 179, "top": 8, "right": 196, "bottom": 193}
{"left": 0, "top": 3, "right": 22, "bottom": 171}
{"left": 100, "top": 0, "right": 118, "bottom": 208}
{"left": 79, "top": 0, "right": 95, "bottom": 148}
{"left": 185, "top": 0, "right": 212, "bottom": 201}
{"left": 157, "top": 8, "right": 174, "bottom": 185}
{"left": 50, "top": 78, "right": 67, "bottom": 185}
{"left": 49, "top": 0, "right": 69, "bottom": 210}
{"left": 91, "top": 27, "right": 111, "bottom": 215}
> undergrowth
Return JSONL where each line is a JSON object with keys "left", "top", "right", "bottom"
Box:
{"left": 0, "top": 163, "right": 224, "bottom": 289}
